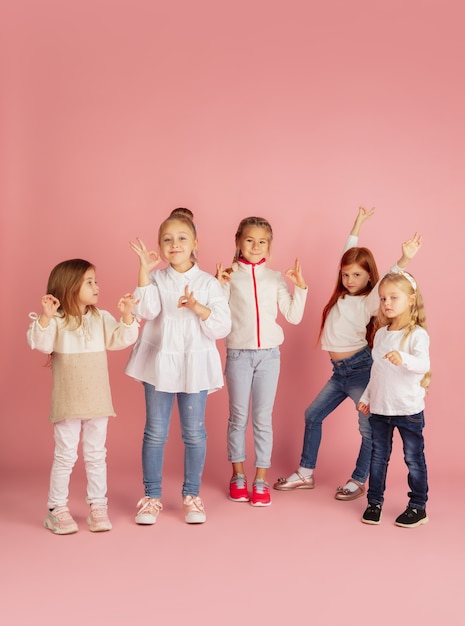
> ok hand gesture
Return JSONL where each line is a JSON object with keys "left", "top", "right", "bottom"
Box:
{"left": 285, "top": 259, "right": 307, "bottom": 290}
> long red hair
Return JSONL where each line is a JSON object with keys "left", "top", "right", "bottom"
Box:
{"left": 319, "top": 247, "right": 379, "bottom": 346}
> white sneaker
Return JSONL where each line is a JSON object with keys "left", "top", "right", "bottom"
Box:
{"left": 135, "top": 497, "right": 163, "bottom": 525}
{"left": 183, "top": 495, "right": 206, "bottom": 524}
{"left": 87, "top": 504, "right": 112, "bottom": 532}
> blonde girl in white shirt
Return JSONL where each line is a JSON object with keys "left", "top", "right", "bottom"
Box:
{"left": 126, "top": 208, "right": 231, "bottom": 525}
{"left": 359, "top": 271, "right": 430, "bottom": 528}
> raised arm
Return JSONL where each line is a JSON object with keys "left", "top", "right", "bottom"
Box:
{"left": 37, "top": 294, "right": 60, "bottom": 328}
{"left": 129, "top": 237, "right": 162, "bottom": 287}
{"left": 396, "top": 232, "right": 422, "bottom": 269}
{"left": 349, "top": 206, "right": 375, "bottom": 237}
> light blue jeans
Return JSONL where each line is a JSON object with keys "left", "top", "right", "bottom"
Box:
{"left": 142, "top": 383, "right": 208, "bottom": 498}
{"left": 300, "top": 346, "right": 373, "bottom": 483}
{"left": 225, "top": 347, "right": 281, "bottom": 469}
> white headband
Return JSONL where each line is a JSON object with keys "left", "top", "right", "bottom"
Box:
{"left": 398, "top": 270, "right": 417, "bottom": 291}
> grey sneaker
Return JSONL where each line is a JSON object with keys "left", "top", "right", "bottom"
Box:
{"left": 44, "top": 506, "right": 79, "bottom": 535}
{"left": 135, "top": 497, "right": 163, "bottom": 525}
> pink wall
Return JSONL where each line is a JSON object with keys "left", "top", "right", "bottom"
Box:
{"left": 1, "top": 0, "right": 463, "bottom": 484}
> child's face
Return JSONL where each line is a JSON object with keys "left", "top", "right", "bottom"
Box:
{"left": 237, "top": 226, "right": 270, "bottom": 264}
{"left": 78, "top": 268, "right": 99, "bottom": 312}
{"left": 379, "top": 281, "right": 415, "bottom": 323}
{"left": 341, "top": 263, "right": 370, "bottom": 295}
{"left": 159, "top": 219, "right": 197, "bottom": 272}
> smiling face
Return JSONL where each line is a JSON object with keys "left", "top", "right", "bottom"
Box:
{"left": 159, "top": 219, "right": 198, "bottom": 272}
{"left": 379, "top": 280, "right": 415, "bottom": 328}
{"left": 237, "top": 226, "right": 270, "bottom": 264}
{"left": 78, "top": 268, "right": 99, "bottom": 312}
{"left": 341, "top": 263, "right": 371, "bottom": 295}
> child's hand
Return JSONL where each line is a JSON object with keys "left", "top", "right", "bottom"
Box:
{"left": 178, "top": 285, "right": 197, "bottom": 309}
{"left": 401, "top": 232, "right": 422, "bottom": 261}
{"left": 215, "top": 262, "right": 232, "bottom": 285}
{"left": 178, "top": 285, "right": 211, "bottom": 321}
{"left": 350, "top": 207, "right": 375, "bottom": 236}
{"left": 130, "top": 237, "right": 162, "bottom": 272}
{"left": 37, "top": 294, "right": 60, "bottom": 328}
{"left": 356, "top": 206, "right": 375, "bottom": 223}
{"left": 116, "top": 293, "right": 139, "bottom": 315}
{"left": 384, "top": 350, "right": 403, "bottom": 366}
{"left": 41, "top": 294, "right": 60, "bottom": 318}
{"left": 358, "top": 402, "right": 370, "bottom": 416}
{"left": 285, "top": 259, "right": 307, "bottom": 290}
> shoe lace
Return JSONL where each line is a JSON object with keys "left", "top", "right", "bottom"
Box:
{"left": 137, "top": 497, "right": 162, "bottom": 515}
{"left": 185, "top": 496, "right": 204, "bottom": 513}
{"left": 253, "top": 480, "right": 269, "bottom": 494}
{"left": 232, "top": 475, "right": 246, "bottom": 489}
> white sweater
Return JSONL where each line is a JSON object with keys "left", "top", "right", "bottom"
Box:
{"left": 222, "top": 259, "right": 308, "bottom": 350}
{"left": 359, "top": 325, "right": 430, "bottom": 415}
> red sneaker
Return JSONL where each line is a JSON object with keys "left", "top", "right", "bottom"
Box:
{"left": 229, "top": 474, "right": 249, "bottom": 502}
{"left": 251, "top": 480, "right": 272, "bottom": 507}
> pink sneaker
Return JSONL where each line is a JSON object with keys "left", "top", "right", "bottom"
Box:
{"left": 87, "top": 504, "right": 112, "bottom": 532}
{"left": 44, "top": 506, "right": 79, "bottom": 535}
{"left": 251, "top": 480, "right": 272, "bottom": 507}
{"left": 183, "top": 495, "right": 206, "bottom": 524}
{"left": 135, "top": 497, "right": 163, "bottom": 525}
{"left": 229, "top": 474, "right": 250, "bottom": 502}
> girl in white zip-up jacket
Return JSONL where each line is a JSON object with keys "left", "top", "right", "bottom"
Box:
{"left": 216, "top": 216, "right": 308, "bottom": 506}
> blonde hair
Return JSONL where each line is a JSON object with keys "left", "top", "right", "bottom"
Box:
{"left": 47, "top": 259, "right": 98, "bottom": 328}
{"left": 375, "top": 271, "right": 431, "bottom": 390}
{"left": 158, "top": 207, "right": 197, "bottom": 263}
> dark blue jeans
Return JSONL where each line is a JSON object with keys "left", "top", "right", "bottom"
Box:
{"left": 368, "top": 412, "right": 428, "bottom": 510}
{"left": 300, "top": 346, "right": 373, "bottom": 483}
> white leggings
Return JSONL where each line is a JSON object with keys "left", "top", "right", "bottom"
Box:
{"left": 48, "top": 417, "right": 109, "bottom": 509}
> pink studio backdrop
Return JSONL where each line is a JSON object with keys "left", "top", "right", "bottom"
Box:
{"left": 2, "top": 0, "right": 463, "bottom": 484}
{"left": 1, "top": 2, "right": 464, "bottom": 624}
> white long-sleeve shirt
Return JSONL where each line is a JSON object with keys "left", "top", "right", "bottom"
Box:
{"left": 125, "top": 263, "right": 231, "bottom": 393}
{"left": 359, "top": 325, "right": 430, "bottom": 415}
{"left": 221, "top": 259, "right": 308, "bottom": 350}
{"left": 27, "top": 309, "right": 139, "bottom": 422}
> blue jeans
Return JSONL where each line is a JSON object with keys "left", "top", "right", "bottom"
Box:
{"left": 300, "top": 346, "right": 372, "bottom": 483}
{"left": 368, "top": 412, "right": 428, "bottom": 509}
{"left": 225, "top": 348, "right": 281, "bottom": 469}
{"left": 142, "top": 383, "right": 208, "bottom": 498}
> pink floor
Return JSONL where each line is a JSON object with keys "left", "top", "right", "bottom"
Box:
{"left": 1, "top": 460, "right": 462, "bottom": 625}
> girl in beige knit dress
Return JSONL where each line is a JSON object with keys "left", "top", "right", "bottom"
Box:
{"left": 27, "top": 259, "right": 139, "bottom": 534}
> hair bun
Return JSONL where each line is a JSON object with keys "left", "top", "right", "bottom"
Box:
{"left": 170, "top": 207, "right": 194, "bottom": 221}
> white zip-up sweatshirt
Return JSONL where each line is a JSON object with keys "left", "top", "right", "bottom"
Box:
{"left": 222, "top": 259, "right": 308, "bottom": 350}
